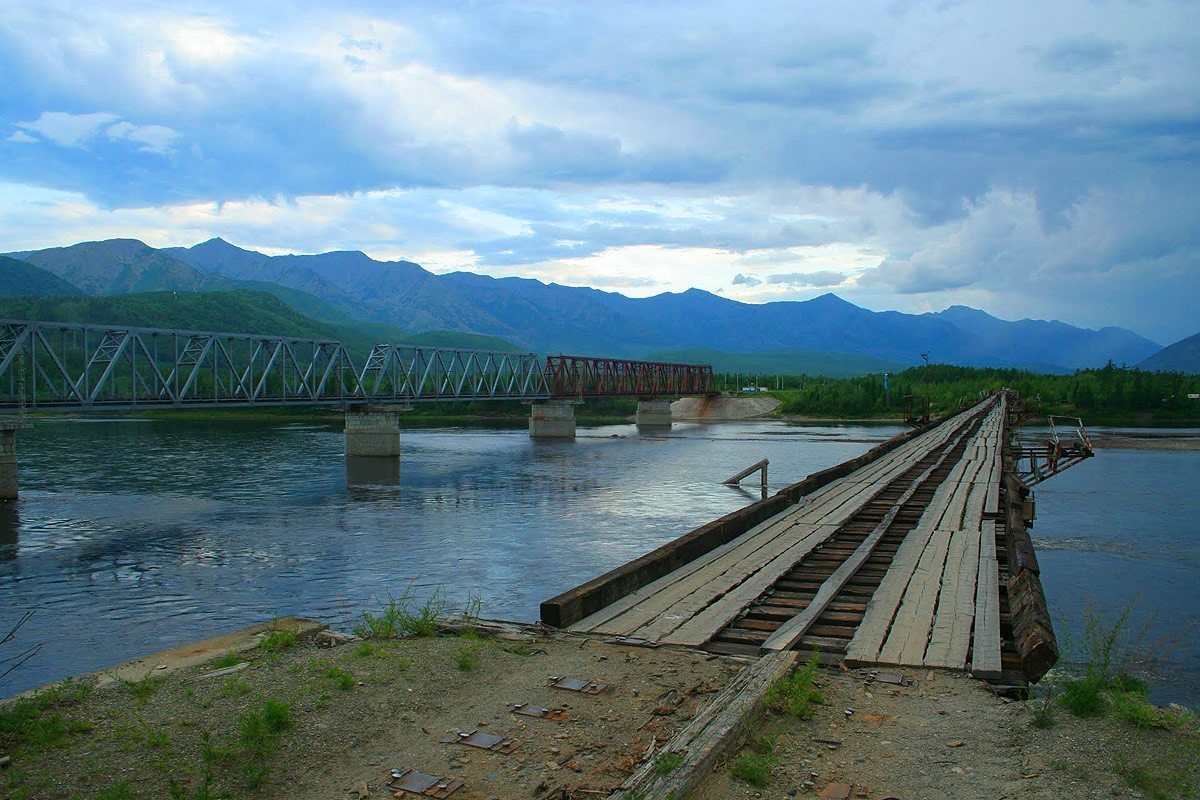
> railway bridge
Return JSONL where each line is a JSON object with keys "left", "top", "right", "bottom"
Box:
{"left": 0, "top": 318, "right": 713, "bottom": 499}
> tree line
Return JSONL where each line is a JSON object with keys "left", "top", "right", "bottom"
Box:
{"left": 770, "top": 362, "right": 1200, "bottom": 421}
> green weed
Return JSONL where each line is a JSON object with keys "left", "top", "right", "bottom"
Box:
{"left": 258, "top": 627, "right": 299, "bottom": 651}
{"left": 208, "top": 653, "right": 248, "bottom": 670}
{"left": 321, "top": 665, "right": 356, "bottom": 690}
{"left": 218, "top": 676, "right": 250, "bottom": 697}
{"left": 95, "top": 782, "right": 136, "bottom": 800}
{"left": 0, "top": 682, "right": 92, "bottom": 755}
{"left": 146, "top": 727, "right": 172, "bottom": 750}
{"left": 501, "top": 643, "right": 538, "bottom": 656}
{"left": 653, "top": 751, "right": 684, "bottom": 774}
{"left": 455, "top": 646, "right": 479, "bottom": 671}
{"left": 765, "top": 652, "right": 823, "bottom": 718}
{"left": 354, "top": 586, "right": 448, "bottom": 639}
{"left": 730, "top": 752, "right": 773, "bottom": 788}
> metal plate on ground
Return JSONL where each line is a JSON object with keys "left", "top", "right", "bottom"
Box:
{"left": 865, "top": 671, "right": 913, "bottom": 686}
{"left": 387, "top": 769, "right": 464, "bottom": 798}
{"left": 511, "top": 703, "right": 569, "bottom": 721}
{"left": 439, "top": 729, "right": 520, "bottom": 753}
{"left": 546, "top": 675, "right": 609, "bottom": 694}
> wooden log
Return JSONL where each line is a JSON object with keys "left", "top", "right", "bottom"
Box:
{"left": 1007, "top": 568, "right": 1058, "bottom": 682}
{"left": 609, "top": 651, "right": 798, "bottom": 800}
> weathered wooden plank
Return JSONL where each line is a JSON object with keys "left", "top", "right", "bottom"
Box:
{"left": 971, "top": 521, "right": 1002, "bottom": 678}
{"left": 629, "top": 523, "right": 834, "bottom": 641}
{"left": 844, "top": 523, "right": 938, "bottom": 664}
{"left": 924, "top": 527, "right": 982, "bottom": 669}
{"left": 876, "top": 526, "right": 956, "bottom": 665}
{"left": 659, "top": 525, "right": 841, "bottom": 645}
{"left": 572, "top": 510, "right": 813, "bottom": 632}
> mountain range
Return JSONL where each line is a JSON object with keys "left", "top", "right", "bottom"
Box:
{"left": 2, "top": 237, "right": 1189, "bottom": 374}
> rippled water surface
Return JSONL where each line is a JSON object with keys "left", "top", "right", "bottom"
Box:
{"left": 1033, "top": 447, "right": 1200, "bottom": 706}
{"left": 0, "top": 417, "right": 897, "bottom": 697}
{"left": 1, "top": 419, "right": 1196, "bottom": 707}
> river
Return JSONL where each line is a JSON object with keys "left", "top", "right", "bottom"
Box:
{"left": 0, "top": 417, "right": 1196, "bottom": 707}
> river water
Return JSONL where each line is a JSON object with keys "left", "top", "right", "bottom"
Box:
{"left": 0, "top": 418, "right": 1196, "bottom": 707}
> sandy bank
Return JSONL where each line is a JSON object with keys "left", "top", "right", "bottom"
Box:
{"left": 672, "top": 396, "right": 781, "bottom": 420}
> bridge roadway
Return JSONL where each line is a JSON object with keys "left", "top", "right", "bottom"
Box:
{"left": 547, "top": 393, "right": 1056, "bottom": 684}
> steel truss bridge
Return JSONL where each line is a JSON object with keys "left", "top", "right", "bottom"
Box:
{"left": 0, "top": 319, "right": 713, "bottom": 412}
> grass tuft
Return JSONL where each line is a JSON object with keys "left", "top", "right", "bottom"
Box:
{"left": 354, "top": 586, "right": 448, "bottom": 639}
{"left": 258, "top": 627, "right": 299, "bottom": 651}
{"left": 731, "top": 752, "right": 773, "bottom": 788}
{"left": 455, "top": 646, "right": 479, "bottom": 671}
{"left": 765, "top": 652, "right": 823, "bottom": 718}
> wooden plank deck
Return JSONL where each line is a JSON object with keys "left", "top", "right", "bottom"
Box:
{"left": 570, "top": 397, "right": 1007, "bottom": 677}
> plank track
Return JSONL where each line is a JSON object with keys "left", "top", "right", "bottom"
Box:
{"left": 703, "top": 399, "right": 1002, "bottom": 668}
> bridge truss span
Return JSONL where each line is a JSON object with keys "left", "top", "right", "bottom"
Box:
{"left": 0, "top": 319, "right": 713, "bottom": 412}
{"left": 356, "top": 344, "right": 550, "bottom": 403}
{"left": 544, "top": 355, "right": 713, "bottom": 399}
{"left": 0, "top": 319, "right": 358, "bottom": 410}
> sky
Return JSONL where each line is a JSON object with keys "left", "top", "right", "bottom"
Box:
{"left": 1, "top": 1, "right": 1197, "bottom": 344}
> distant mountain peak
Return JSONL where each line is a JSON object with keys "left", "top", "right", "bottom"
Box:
{"left": 808, "top": 292, "right": 854, "bottom": 306}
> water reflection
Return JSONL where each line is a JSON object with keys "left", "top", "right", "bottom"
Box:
{"left": 0, "top": 502, "right": 17, "bottom": 559}
{"left": 345, "top": 456, "right": 401, "bottom": 487}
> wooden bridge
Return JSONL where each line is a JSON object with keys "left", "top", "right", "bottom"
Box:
{"left": 544, "top": 391, "right": 1086, "bottom": 686}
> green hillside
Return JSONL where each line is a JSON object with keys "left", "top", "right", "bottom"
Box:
{"left": 0, "top": 256, "right": 84, "bottom": 297}
{"left": 0, "top": 291, "right": 524, "bottom": 358}
{"left": 646, "top": 347, "right": 906, "bottom": 378}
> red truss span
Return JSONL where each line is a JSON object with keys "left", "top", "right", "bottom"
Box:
{"left": 544, "top": 355, "right": 713, "bottom": 398}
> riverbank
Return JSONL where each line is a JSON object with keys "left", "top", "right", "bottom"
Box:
{"left": 2, "top": 618, "right": 1195, "bottom": 800}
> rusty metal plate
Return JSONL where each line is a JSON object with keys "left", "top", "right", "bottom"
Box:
{"left": 546, "top": 675, "right": 609, "bottom": 694}
{"left": 511, "top": 703, "right": 569, "bottom": 721}
{"left": 818, "top": 783, "right": 854, "bottom": 800}
{"left": 439, "top": 729, "right": 520, "bottom": 753}
{"left": 387, "top": 769, "right": 464, "bottom": 798}
{"left": 866, "top": 671, "right": 913, "bottom": 687}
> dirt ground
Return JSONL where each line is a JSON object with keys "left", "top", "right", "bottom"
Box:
{"left": 4, "top": 624, "right": 1196, "bottom": 800}
{"left": 0, "top": 623, "right": 741, "bottom": 799}
{"left": 694, "top": 665, "right": 1198, "bottom": 800}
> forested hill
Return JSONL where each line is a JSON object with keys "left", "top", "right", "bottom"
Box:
{"left": 1139, "top": 332, "right": 1200, "bottom": 374}
{"left": 0, "top": 292, "right": 524, "bottom": 358}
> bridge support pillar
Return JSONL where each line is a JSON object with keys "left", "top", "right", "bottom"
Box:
{"left": 0, "top": 424, "right": 18, "bottom": 502}
{"left": 636, "top": 398, "right": 672, "bottom": 429}
{"left": 344, "top": 405, "right": 401, "bottom": 458}
{"left": 529, "top": 400, "right": 576, "bottom": 439}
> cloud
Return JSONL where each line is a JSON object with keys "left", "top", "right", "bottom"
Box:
{"left": 106, "top": 121, "right": 180, "bottom": 155}
{"left": 1037, "top": 36, "right": 1122, "bottom": 73}
{"left": 732, "top": 273, "right": 762, "bottom": 287}
{"left": 0, "top": 1, "right": 1196, "bottom": 343}
{"left": 17, "top": 111, "right": 117, "bottom": 147}
{"left": 765, "top": 271, "right": 847, "bottom": 287}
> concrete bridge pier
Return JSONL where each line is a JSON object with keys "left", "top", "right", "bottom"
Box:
{"left": 344, "top": 405, "right": 402, "bottom": 458}
{"left": 636, "top": 398, "right": 673, "bottom": 429}
{"left": 530, "top": 400, "right": 577, "bottom": 439}
{"left": 0, "top": 423, "right": 19, "bottom": 502}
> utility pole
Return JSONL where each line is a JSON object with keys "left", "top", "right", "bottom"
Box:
{"left": 921, "top": 352, "right": 930, "bottom": 383}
